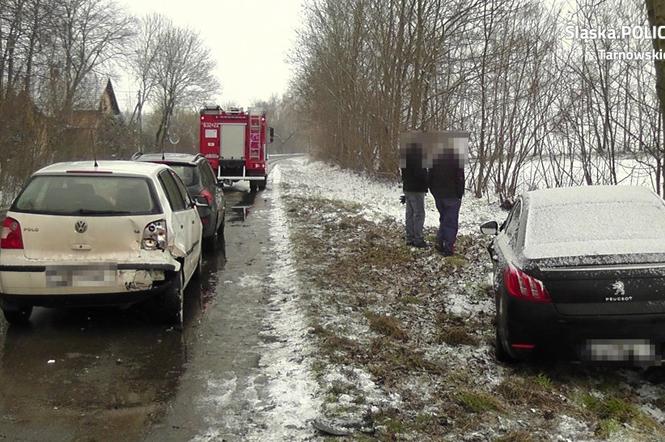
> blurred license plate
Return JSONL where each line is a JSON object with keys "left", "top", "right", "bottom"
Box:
{"left": 46, "top": 265, "right": 117, "bottom": 288}
{"left": 585, "top": 339, "right": 656, "bottom": 362}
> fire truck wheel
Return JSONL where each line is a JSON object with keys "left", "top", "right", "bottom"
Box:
{"left": 258, "top": 177, "right": 267, "bottom": 191}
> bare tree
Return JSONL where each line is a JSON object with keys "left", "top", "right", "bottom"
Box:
{"left": 150, "top": 20, "right": 219, "bottom": 148}
{"left": 127, "top": 13, "right": 165, "bottom": 134}
{"left": 48, "top": 0, "right": 134, "bottom": 114}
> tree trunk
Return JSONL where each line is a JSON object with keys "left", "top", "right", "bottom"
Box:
{"left": 647, "top": 0, "right": 665, "bottom": 143}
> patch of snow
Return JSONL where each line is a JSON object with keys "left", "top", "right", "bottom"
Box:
{"left": 192, "top": 375, "right": 254, "bottom": 441}
{"left": 554, "top": 415, "right": 592, "bottom": 441}
{"left": 322, "top": 366, "right": 401, "bottom": 409}
{"left": 278, "top": 157, "right": 504, "bottom": 235}
{"left": 642, "top": 403, "right": 665, "bottom": 425}
{"left": 247, "top": 164, "right": 321, "bottom": 441}
{"left": 446, "top": 287, "right": 494, "bottom": 318}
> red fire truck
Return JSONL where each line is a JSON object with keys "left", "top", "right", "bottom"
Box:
{"left": 199, "top": 106, "right": 272, "bottom": 192}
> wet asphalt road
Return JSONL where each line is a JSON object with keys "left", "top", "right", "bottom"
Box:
{"left": 0, "top": 185, "right": 277, "bottom": 441}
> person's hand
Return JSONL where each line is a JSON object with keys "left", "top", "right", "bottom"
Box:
{"left": 400, "top": 194, "right": 406, "bottom": 204}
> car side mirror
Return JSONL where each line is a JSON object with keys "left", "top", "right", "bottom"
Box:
{"left": 480, "top": 221, "right": 499, "bottom": 236}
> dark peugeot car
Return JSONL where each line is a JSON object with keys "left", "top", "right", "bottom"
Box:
{"left": 480, "top": 185, "right": 665, "bottom": 365}
{"left": 133, "top": 153, "right": 225, "bottom": 245}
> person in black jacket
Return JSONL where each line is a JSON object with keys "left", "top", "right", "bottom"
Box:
{"left": 429, "top": 144, "right": 465, "bottom": 256}
{"left": 400, "top": 143, "right": 429, "bottom": 248}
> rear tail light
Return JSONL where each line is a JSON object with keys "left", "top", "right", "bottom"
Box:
{"left": 142, "top": 219, "right": 167, "bottom": 251}
{"left": 511, "top": 343, "right": 536, "bottom": 350}
{"left": 1, "top": 217, "right": 23, "bottom": 249}
{"left": 503, "top": 265, "right": 551, "bottom": 303}
{"left": 199, "top": 189, "right": 213, "bottom": 205}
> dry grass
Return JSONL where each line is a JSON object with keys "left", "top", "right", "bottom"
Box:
{"left": 437, "top": 325, "right": 479, "bottom": 346}
{"left": 281, "top": 192, "right": 665, "bottom": 441}
{"left": 455, "top": 389, "right": 505, "bottom": 413}
{"left": 365, "top": 312, "right": 408, "bottom": 341}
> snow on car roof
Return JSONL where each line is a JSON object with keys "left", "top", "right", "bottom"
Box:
{"left": 523, "top": 185, "right": 665, "bottom": 260}
{"left": 35, "top": 160, "right": 168, "bottom": 176}
{"left": 526, "top": 185, "right": 657, "bottom": 208}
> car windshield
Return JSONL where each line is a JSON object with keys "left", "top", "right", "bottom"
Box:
{"left": 167, "top": 164, "right": 198, "bottom": 187}
{"left": 525, "top": 200, "right": 665, "bottom": 258}
{"left": 12, "top": 175, "right": 160, "bottom": 216}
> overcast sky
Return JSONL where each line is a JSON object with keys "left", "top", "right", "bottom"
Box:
{"left": 115, "top": 0, "right": 303, "bottom": 112}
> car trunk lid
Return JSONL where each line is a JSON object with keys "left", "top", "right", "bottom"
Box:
{"left": 16, "top": 213, "right": 160, "bottom": 261}
{"left": 531, "top": 255, "right": 665, "bottom": 316}
{"left": 8, "top": 173, "right": 164, "bottom": 262}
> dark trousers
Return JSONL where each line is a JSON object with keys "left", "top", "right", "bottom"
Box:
{"left": 404, "top": 192, "right": 425, "bottom": 243}
{"left": 433, "top": 197, "right": 462, "bottom": 254}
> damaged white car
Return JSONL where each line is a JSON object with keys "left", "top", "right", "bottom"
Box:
{"left": 0, "top": 161, "right": 203, "bottom": 326}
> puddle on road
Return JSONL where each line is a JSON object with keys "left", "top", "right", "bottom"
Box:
{"left": 0, "top": 313, "right": 187, "bottom": 440}
{"left": 0, "top": 185, "right": 266, "bottom": 441}
{"left": 0, "top": 240, "right": 229, "bottom": 441}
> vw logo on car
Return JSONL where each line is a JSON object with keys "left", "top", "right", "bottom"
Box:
{"left": 74, "top": 220, "right": 88, "bottom": 234}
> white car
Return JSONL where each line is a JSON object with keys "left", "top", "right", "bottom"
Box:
{"left": 0, "top": 161, "right": 203, "bottom": 325}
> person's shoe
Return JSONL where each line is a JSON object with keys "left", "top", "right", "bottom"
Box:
{"left": 405, "top": 240, "right": 415, "bottom": 246}
{"left": 412, "top": 240, "right": 429, "bottom": 248}
{"left": 434, "top": 243, "right": 453, "bottom": 256}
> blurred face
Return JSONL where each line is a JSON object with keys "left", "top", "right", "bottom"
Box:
{"left": 400, "top": 131, "right": 469, "bottom": 168}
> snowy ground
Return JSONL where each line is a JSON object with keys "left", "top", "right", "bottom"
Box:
{"left": 280, "top": 158, "right": 505, "bottom": 234}
{"left": 264, "top": 156, "right": 665, "bottom": 441}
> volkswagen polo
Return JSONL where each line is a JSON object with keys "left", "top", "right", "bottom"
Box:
{"left": 0, "top": 161, "right": 202, "bottom": 326}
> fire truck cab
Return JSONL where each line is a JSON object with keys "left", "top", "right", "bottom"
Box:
{"left": 199, "top": 106, "right": 272, "bottom": 192}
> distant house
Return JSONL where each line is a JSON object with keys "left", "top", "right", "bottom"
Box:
{"left": 66, "top": 79, "right": 123, "bottom": 148}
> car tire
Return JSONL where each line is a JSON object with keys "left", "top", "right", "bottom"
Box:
{"left": 495, "top": 323, "right": 514, "bottom": 363}
{"left": 157, "top": 269, "right": 184, "bottom": 326}
{"left": 258, "top": 177, "right": 267, "bottom": 191}
{"left": 250, "top": 181, "right": 258, "bottom": 193}
{"left": 3, "top": 306, "right": 33, "bottom": 325}
{"left": 494, "top": 295, "right": 515, "bottom": 363}
{"left": 217, "top": 212, "right": 225, "bottom": 239}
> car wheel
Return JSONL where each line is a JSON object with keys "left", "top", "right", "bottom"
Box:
{"left": 250, "top": 181, "right": 258, "bottom": 193}
{"left": 157, "top": 269, "right": 184, "bottom": 327}
{"left": 258, "top": 177, "right": 267, "bottom": 191}
{"left": 495, "top": 297, "right": 515, "bottom": 363}
{"left": 495, "top": 323, "right": 514, "bottom": 363}
{"left": 3, "top": 306, "right": 33, "bottom": 325}
{"left": 217, "top": 211, "right": 225, "bottom": 239}
{"left": 203, "top": 227, "right": 218, "bottom": 252}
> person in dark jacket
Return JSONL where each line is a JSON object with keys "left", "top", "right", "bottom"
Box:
{"left": 429, "top": 145, "right": 465, "bottom": 256}
{"left": 401, "top": 143, "right": 429, "bottom": 248}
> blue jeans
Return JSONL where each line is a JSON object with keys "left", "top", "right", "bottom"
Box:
{"left": 433, "top": 197, "right": 462, "bottom": 254}
{"left": 404, "top": 192, "right": 426, "bottom": 243}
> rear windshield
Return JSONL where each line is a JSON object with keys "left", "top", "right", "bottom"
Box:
{"left": 167, "top": 164, "right": 199, "bottom": 187}
{"left": 12, "top": 175, "right": 161, "bottom": 216}
{"left": 525, "top": 200, "right": 665, "bottom": 257}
